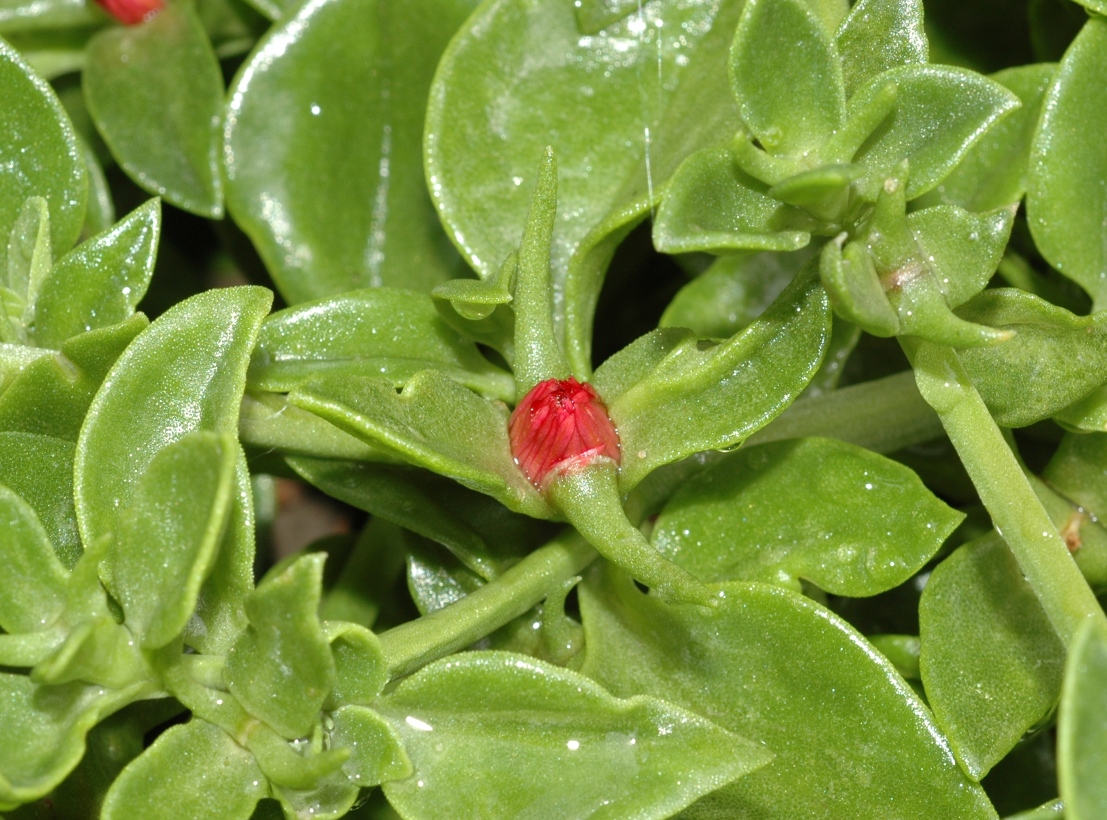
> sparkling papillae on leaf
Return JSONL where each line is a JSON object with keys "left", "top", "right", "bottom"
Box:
{"left": 509, "top": 378, "right": 621, "bottom": 489}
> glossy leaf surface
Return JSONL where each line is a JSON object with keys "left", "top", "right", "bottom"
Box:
{"left": 288, "top": 457, "right": 543, "bottom": 579}
{"left": 603, "top": 268, "right": 830, "bottom": 490}
{"left": 907, "top": 203, "right": 1014, "bottom": 308}
{"left": 427, "top": 0, "right": 743, "bottom": 369}
{"left": 225, "top": 552, "right": 335, "bottom": 739}
{"left": 0, "top": 314, "right": 147, "bottom": 441}
{"left": 1059, "top": 618, "right": 1107, "bottom": 820}
{"left": 652, "top": 147, "right": 815, "bottom": 254}
{"left": 0, "top": 38, "right": 85, "bottom": 276}
{"left": 850, "top": 64, "right": 1020, "bottom": 199}
{"left": 379, "top": 651, "right": 770, "bottom": 819}
{"left": 957, "top": 289, "right": 1107, "bottom": 427}
{"left": 835, "top": 0, "right": 928, "bottom": 99}
{"left": 1044, "top": 433, "right": 1107, "bottom": 522}
{"left": 101, "top": 720, "right": 267, "bottom": 820}
{"left": 730, "top": 0, "right": 845, "bottom": 157}
{"left": 579, "top": 568, "right": 996, "bottom": 818}
{"left": 0, "top": 675, "right": 143, "bottom": 810}
{"left": 920, "top": 533, "right": 1064, "bottom": 779}
{"left": 291, "top": 371, "right": 549, "bottom": 518}
{"left": 84, "top": 2, "right": 224, "bottom": 217}
{"left": 224, "top": 0, "right": 473, "bottom": 303}
{"left": 1027, "top": 18, "right": 1107, "bottom": 305}
{"left": 108, "top": 431, "right": 236, "bottom": 649}
{"left": 660, "top": 248, "right": 811, "bottom": 339}
{"left": 74, "top": 287, "right": 270, "bottom": 551}
{"left": 924, "top": 64, "right": 1053, "bottom": 212}
{"left": 31, "top": 198, "right": 160, "bottom": 348}
{"left": 0, "top": 432, "right": 80, "bottom": 568}
{"left": 651, "top": 437, "right": 962, "bottom": 595}
{"left": 248, "top": 288, "right": 512, "bottom": 401}
{"left": 0, "top": 483, "right": 69, "bottom": 634}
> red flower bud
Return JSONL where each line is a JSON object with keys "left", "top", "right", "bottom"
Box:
{"left": 509, "top": 377, "right": 621, "bottom": 490}
{"left": 94, "top": 0, "right": 162, "bottom": 25}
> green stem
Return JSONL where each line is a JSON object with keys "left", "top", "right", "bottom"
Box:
{"left": 904, "top": 339, "right": 1107, "bottom": 647}
{"left": 548, "top": 464, "right": 717, "bottom": 607}
{"left": 378, "top": 531, "right": 597, "bottom": 680}
{"left": 747, "top": 369, "right": 943, "bottom": 453}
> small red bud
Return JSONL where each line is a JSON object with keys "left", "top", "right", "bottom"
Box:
{"left": 509, "top": 377, "right": 620, "bottom": 490}
{"left": 94, "top": 0, "right": 162, "bottom": 25}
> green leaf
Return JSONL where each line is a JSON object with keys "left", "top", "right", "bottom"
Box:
{"left": 660, "top": 247, "right": 814, "bottom": 339}
{"left": 106, "top": 431, "right": 236, "bottom": 649}
{"left": 0, "top": 483, "right": 69, "bottom": 634}
{"left": 835, "top": 0, "right": 928, "bottom": 99}
{"left": 238, "top": 390, "right": 386, "bottom": 462}
{"left": 652, "top": 146, "right": 816, "bottom": 254}
{"left": 919, "top": 533, "right": 1065, "bottom": 779}
{"left": 287, "top": 457, "right": 542, "bottom": 579}
{"left": 1029, "top": 472, "right": 1107, "bottom": 594}
{"left": 0, "top": 674, "right": 148, "bottom": 811}
{"left": 224, "top": 0, "right": 473, "bottom": 303}
{"left": 189, "top": 448, "right": 256, "bottom": 654}
{"left": 819, "top": 236, "right": 900, "bottom": 336}
{"left": 329, "top": 705, "right": 411, "bottom": 788}
{"left": 907, "top": 203, "right": 1015, "bottom": 308}
{"left": 32, "top": 614, "right": 146, "bottom": 690}
{"left": 323, "top": 620, "right": 388, "bottom": 708}
{"left": 1059, "top": 618, "right": 1107, "bottom": 820}
{"left": 923, "top": 64, "right": 1054, "bottom": 212}
{"left": 101, "top": 720, "right": 268, "bottom": 820}
{"left": 225, "top": 552, "right": 336, "bottom": 739}
{"left": 84, "top": 2, "right": 224, "bottom": 217}
{"left": 74, "top": 286, "right": 271, "bottom": 552}
{"left": 319, "top": 518, "right": 407, "bottom": 630}
{"left": 0, "top": 37, "right": 86, "bottom": 276}
{"left": 31, "top": 198, "right": 160, "bottom": 348}
{"left": 579, "top": 568, "right": 997, "bottom": 818}
{"left": 6, "top": 197, "right": 51, "bottom": 330}
{"left": 290, "top": 371, "right": 550, "bottom": 518}
{"left": 0, "top": 0, "right": 97, "bottom": 32}
{"left": 1044, "top": 432, "right": 1107, "bottom": 523}
{"left": 0, "top": 432, "right": 80, "bottom": 569}
{"left": 651, "top": 437, "right": 962, "bottom": 595}
{"left": 956, "top": 289, "right": 1107, "bottom": 427}
{"left": 605, "top": 266, "right": 831, "bottom": 490}
{"left": 248, "top": 288, "right": 512, "bottom": 402}
{"left": 0, "top": 314, "right": 148, "bottom": 441}
{"left": 511, "top": 147, "right": 571, "bottom": 394}
{"left": 379, "top": 650, "right": 771, "bottom": 819}
{"left": 730, "top": 0, "right": 845, "bottom": 157}
{"left": 850, "top": 64, "right": 1021, "bottom": 199}
{"left": 1027, "top": 18, "right": 1107, "bottom": 306}
{"left": 427, "top": 0, "right": 743, "bottom": 373}
{"left": 405, "top": 535, "right": 484, "bottom": 615}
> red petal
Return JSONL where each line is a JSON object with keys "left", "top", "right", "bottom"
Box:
{"left": 509, "top": 377, "right": 620, "bottom": 489}
{"left": 94, "top": 0, "right": 163, "bottom": 25}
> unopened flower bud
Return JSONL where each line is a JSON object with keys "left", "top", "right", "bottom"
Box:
{"left": 95, "top": 0, "right": 162, "bottom": 25}
{"left": 509, "top": 377, "right": 620, "bottom": 490}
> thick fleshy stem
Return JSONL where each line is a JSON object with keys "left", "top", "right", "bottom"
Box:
{"left": 905, "top": 339, "right": 1107, "bottom": 648}
{"left": 378, "top": 531, "right": 597, "bottom": 680}
{"left": 547, "top": 463, "right": 718, "bottom": 607}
